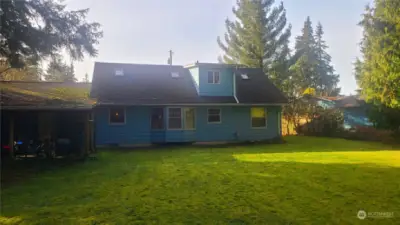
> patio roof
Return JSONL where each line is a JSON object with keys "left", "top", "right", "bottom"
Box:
{"left": 0, "top": 81, "right": 94, "bottom": 110}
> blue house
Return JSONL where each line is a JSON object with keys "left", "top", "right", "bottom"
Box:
{"left": 90, "top": 62, "right": 287, "bottom": 147}
{"left": 309, "top": 95, "right": 373, "bottom": 129}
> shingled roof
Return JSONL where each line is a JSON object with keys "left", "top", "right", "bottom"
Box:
{"left": 91, "top": 62, "right": 287, "bottom": 105}
{"left": 91, "top": 62, "right": 237, "bottom": 105}
{"left": 0, "top": 81, "right": 93, "bottom": 110}
{"left": 234, "top": 68, "right": 288, "bottom": 104}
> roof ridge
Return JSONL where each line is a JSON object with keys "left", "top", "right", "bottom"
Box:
{"left": 95, "top": 61, "right": 184, "bottom": 68}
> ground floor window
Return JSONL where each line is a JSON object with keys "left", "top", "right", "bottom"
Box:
{"left": 109, "top": 107, "right": 125, "bottom": 124}
{"left": 184, "top": 108, "right": 195, "bottom": 129}
{"left": 207, "top": 108, "right": 221, "bottom": 123}
{"left": 168, "top": 107, "right": 195, "bottom": 130}
{"left": 251, "top": 107, "right": 267, "bottom": 128}
{"left": 168, "top": 108, "right": 182, "bottom": 129}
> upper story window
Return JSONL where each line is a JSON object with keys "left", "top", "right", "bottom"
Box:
{"left": 109, "top": 107, "right": 125, "bottom": 124}
{"left": 207, "top": 71, "right": 220, "bottom": 84}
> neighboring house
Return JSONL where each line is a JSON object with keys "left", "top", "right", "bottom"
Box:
{"left": 334, "top": 95, "right": 373, "bottom": 129}
{"left": 309, "top": 95, "right": 373, "bottom": 129}
{"left": 90, "top": 62, "right": 287, "bottom": 146}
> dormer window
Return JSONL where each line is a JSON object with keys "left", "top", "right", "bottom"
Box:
{"left": 207, "top": 71, "right": 220, "bottom": 84}
{"left": 171, "top": 72, "right": 179, "bottom": 78}
{"left": 115, "top": 69, "right": 124, "bottom": 76}
{"left": 241, "top": 74, "right": 249, "bottom": 79}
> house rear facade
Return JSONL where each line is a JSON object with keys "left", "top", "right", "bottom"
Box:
{"left": 90, "top": 62, "right": 287, "bottom": 146}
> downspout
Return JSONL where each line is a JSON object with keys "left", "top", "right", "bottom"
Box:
{"left": 233, "top": 71, "right": 239, "bottom": 104}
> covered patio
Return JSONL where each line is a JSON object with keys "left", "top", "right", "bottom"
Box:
{"left": 1, "top": 81, "right": 95, "bottom": 158}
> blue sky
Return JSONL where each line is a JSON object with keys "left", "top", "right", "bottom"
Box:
{"left": 65, "top": 0, "right": 371, "bottom": 95}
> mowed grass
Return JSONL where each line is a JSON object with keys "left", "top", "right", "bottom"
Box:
{"left": 1, "top": 136, "right": 400, "bottom": 225}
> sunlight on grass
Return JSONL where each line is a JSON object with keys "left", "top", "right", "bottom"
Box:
{"left": 0, "top": 217, "right": 23, "bottom": 225}
{"left": 1, "top": 136, "right": 399, "bottom": 225}
{"left": 234, "top": 151, "right": 400, "bottom": 167}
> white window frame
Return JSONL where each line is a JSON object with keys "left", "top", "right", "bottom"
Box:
{"left": 250, "top": 107, "right": 267, "bottom": 129}
{"left": 109, "top": 107, "right": 126, "bottom": 125}
{"left": 207, "top": 108, "right": 221, "bottom": 124}
{"left": 167, "top": 107, "right": 182, "bottom": 130}
{"left": 183, "top": 107, "right": 196, "bottom": 130}
{"left": 207, "top": 71, "right": 220, "bottom": 84}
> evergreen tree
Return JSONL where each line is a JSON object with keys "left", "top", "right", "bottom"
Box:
{"left": 0, "top": 57, "right": 42, "bottom": 81}
{"left": 0, "top": 0, "right": 103, "bottom": 68}
{"left": 291, "top": 17, "right": 340, "bottom": 96}
{"left": 83, "top": 73, "right": 89, "bottom": 83}
{"left": 314, "top": 22, "right": 340, "bottom": 96}
{"left": 356, "top": 0, "right": 400, "bottom": 108}
{"left": 290, "top": 17, "right": 318, "bottom": 94}
{"left": 65, "top": 62, "right": 77, "bottom": 82}
{"left": 217, "top": 0, "right": 291, "bottom": 80}
{"left": 44, "top": 56, "right": 75, "bottom": 82}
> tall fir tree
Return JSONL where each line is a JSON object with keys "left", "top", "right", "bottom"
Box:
{"left": 83, "top": 73, "right": 89, "bottom": 83}
{"left": 314, "top": 22, "right": 340, "bottom": 96}
{"left": 356, "top": 0, "right": 400, "bottom": 109}
{"left": 291, "top": 17, "right": 340, "bottom": 96}
{"left": 45, "top": 57, "right": 76, "bottom": 82}
{"left": 217, "top": 0, "right": 291, "bottom": 85}
{"left": 65, "top": 62, "right": 77, "bottom": 82}
{"left": 290, "top": 17, "right": 318, "bottom": 94}
{"left": 0, "top": 0, "right": 102, "bottom": 68}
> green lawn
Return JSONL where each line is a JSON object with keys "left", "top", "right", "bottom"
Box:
{"left": 1, "top": 136, "right": 399, "bottom": 225}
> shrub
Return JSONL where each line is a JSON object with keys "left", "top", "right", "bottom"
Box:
{"left": 339, "top": 126, "right": 398, "bottom": 144}
{"left": 296, "top": 108, "right": 344, "bottom": 137}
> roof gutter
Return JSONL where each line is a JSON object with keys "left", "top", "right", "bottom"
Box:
{"left": 94, "top": 103, "right": 287, "bottom": 107}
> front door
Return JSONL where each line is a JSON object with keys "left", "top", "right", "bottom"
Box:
{"left": 150, "top": 108, "right": 166, "bottom": 143}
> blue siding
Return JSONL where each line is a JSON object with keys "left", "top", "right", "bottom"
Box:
{"left": 343, "top": 107, "right": 373, "bottom": 129}
{"left": 195, "top": 106, "right": 280, "bottom": 141}
{"left": 95, "top": 106, "right": 152, "bottom": 145}
{"left": 94, "top": 105, "right": 281, "bottom": 146}
{"left": 317, "top": 99, "right": 335, "bottom": 109}
{"left": 187, "top": 66, "right": 234, "bottom": 96}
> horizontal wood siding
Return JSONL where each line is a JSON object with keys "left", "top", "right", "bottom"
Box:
{"left": 94, "top": 106, "right": 151, "bottom": 145}
{"left": 94, "top": 106, "right": 281, "bottom": 146}
{"left": 197, "top": 66, "right": 234, "bottom": 96}
{"left": 195, "top": 106, "right": 280, "bottom": 142}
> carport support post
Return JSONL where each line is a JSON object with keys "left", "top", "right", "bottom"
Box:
{"left": 84, "top": 112, "right": 90, "bottom": 156}
{"left": 9, "top": 114, "right": 14, "bottom": 157}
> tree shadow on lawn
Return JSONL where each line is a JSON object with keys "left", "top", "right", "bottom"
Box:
{"left": 1, "top": 153, "right": 400, "bottom": 225}
{"left": 1, "top": 157, "right": 91, "bottom": 188}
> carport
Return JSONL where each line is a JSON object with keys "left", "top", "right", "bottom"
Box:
{"left": 1, "top": 81, "right": 94, "bottom": 158}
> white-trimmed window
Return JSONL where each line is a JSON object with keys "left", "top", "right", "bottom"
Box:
{"left": 109, "top": 107, "right": 125, "bottom": 124}
{"left": 208, "top": 108, "right": 221, "bottom": 123}
{"left": 251, "top": 107, "right": 267, "bottom": 128}
{"left": 184, "top": 108, "right": 196, "bottom": 130}
{"left": 168, "top": 108, "right": 182, "bottom": 129}
{"left": 207, "top": 71, "right": 220, "bottom": 84}
{"left": 168, "top": 107, "right": 196, "bottom": 130}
